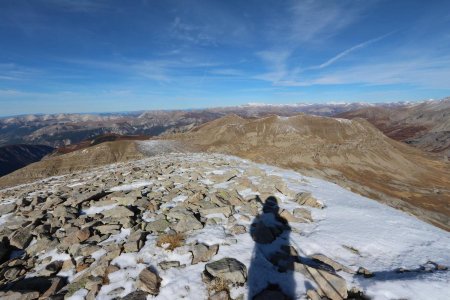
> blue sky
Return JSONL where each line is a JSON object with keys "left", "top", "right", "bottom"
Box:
{"left": 1, "top": 0, "right": 450, "bottom": 115}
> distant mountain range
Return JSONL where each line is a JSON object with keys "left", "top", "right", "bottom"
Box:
{"left": 0, "top": 98, "right": 448, "bottom": 178}
{"left": 0, "top": 102, "right": 380, "bottom": 148}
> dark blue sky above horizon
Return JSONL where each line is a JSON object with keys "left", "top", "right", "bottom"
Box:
{"left": 1, "top": 0, "right": 450, "bottom": 115}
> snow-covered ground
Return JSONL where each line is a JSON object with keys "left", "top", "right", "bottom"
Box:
{"left": 1, "top": 151, "right": 449, "bottom": 300}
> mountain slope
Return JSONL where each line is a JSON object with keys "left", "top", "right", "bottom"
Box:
{"left": 336, "top": 97, "right": 450, "bottom": 158}
{"left": 175, "top": 114, "right": 450, "bottom": 230}
{"left": 0, "top": 144, "right": 54, "bottom": 177}
{"left": 0, "top": 141, "right": 143, "bottom": 187}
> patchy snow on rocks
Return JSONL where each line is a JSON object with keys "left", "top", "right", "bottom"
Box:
{"left": 0, "top": 152, "right": 448, "bottom": 300}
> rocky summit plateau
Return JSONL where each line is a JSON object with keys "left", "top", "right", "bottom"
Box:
{"left": 0, "top": 143, "right": 448, "bottom": 300}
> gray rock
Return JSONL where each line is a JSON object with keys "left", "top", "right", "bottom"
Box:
{"left": 357, "top": 266, "right": 373, "bottom": 278}
{"left": 102, "top": 206, "right": 134, "bottom": 218}
{"left": 173, "top": 214, "right": 203, "bottom": 233}
{"left": 145, "top": 219, "right": 170, "bottom": 233}
{"left": 200, "top": 206, "right": 233, "bottom": 218}
{"left": 110, "top": 196, "right": 137, "bottom": 206}
{"left": 311, "top": 254, "right": 354, "bottom": 274}
{"left": 9, "top": 228, "right": 33, "bottom": 249}
{"left": 205, "top": 258, "right": 247, "bottom": 284}
{"left": 0, "top": 203, "right": 16, "bottom": 215}
{"left": 306, "top": 289, "right": 322, "bottom": 300}
{"left": 39, "top": 260, "right": 63, "bottom": 276}
{"left": 229, "top": 225, "right": 247, "bottom": 235}
{"left": 158, "top": 260, "right": 181, "bottom": 270}
{"left": 121, "top": 290, "right": 149, "bottom": 300}
{"left": 293, "top": 208, "right": 313, "bottom": 222}
{"left": 136, "top": 267, "right": 161, "bottom": 295}
{"left": 0, "top": 291, "right": 40, "bottom": 300}
{"left": 123, "top": 240, "right": 143, "bottom": 253}
{"left": 96, "top": 224, "right": 122, "bottom": 235}
{"left": 4, "top": 267, "right": 21, "bottom": 280}
{"left": 53, "top": 206, "right": 78, "bottom": 218}
{"left": 295, "top": 192, "right": 324, "bottom": 209}
{"left": 191, "top": 243, "right": 219, "bottom": 264}
{"left": 294, "top": 263, "right": 347, "bottom": 300}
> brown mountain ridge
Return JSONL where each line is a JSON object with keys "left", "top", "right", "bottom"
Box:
{"left": 173, "top": 114, "right": 450, "bottom": 230}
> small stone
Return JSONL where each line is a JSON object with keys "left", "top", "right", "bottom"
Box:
{"left": 357, "top": 266, "right": 374, "bottom": 278}
{"left": 230, "top": 225, "right": 246, "bottom": 235}
{"left": 158, "top": 261, "right": 181, "bottom": 270}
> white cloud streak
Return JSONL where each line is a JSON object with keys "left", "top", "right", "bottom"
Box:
{"left": 309, "top": 32, "right": 396, "bottom": 70}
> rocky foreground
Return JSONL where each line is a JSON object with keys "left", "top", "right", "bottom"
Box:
{"left": 0, "top": 152, "right": 449, "bottom": 300}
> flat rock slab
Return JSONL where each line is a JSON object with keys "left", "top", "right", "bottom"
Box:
{"left": 205, "top": 257, "right": 247, "bottom": 284}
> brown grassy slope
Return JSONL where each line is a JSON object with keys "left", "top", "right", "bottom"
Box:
{"left": 0, "top": 140, "right": 144, "bottom": 188}
{"left": 176, "top": 114, "right": 450, "bottom": 230}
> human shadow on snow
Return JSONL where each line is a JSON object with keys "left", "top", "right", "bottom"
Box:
{"left": 247, "top": 196, "right": 297, "bottom": 300}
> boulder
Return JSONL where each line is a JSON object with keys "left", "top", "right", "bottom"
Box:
{"left": 205, "top": 258, "right": 247, "bottom": 284}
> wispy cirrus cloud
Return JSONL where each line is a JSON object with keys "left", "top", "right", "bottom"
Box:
{"left": 0, "top": 63, "right": 43, "bottom": 81}
{"left": 308, "top": 32, "right": 396, "bottom": 70}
